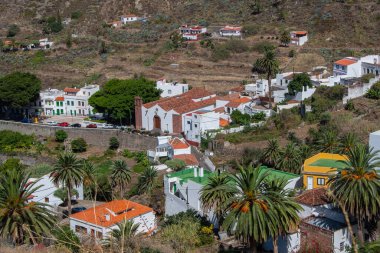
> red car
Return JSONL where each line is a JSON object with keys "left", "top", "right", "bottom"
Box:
{"left": 86, "top": 124, "right": 97, "bottom": 128}
{"left": 57, "top": 122, "right": 69, "bottom": 127}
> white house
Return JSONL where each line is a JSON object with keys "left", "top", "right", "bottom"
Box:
{"left": 333, "top": 57, "right": 361, "bottom": 77}
{"left": 219, "top": 26, "right": 242, "bottom": 37}
{"left": 69, "top": 200, "right": 156, "bottom": 240}
{"left": 179, "top": 25, "right": 207, "bottom": 41}
{"left": 361, "top": 55, "right": 380, "bottom": 77}
{"left": 370, "top": 130, "right": 380, "bottom": 170}
{"left": 39, "top": 38, "right": 54, "bottom": 49}
{"left": 28, "top": 173, "right": 83, "bottom": 211}
{"left": 164, "top": 167, "right": 213, "bottom": 218}
{"left": 290, "top": 31, "right": 308, "bottom": 46}
{"left": 184, "top": 110, "right": 221, "bottom": 144}
{"left": 156, "top": 79, "right": 189, "bottom": 98}
{"left": 120, "top": 14, "right": 140, "bottom": 24}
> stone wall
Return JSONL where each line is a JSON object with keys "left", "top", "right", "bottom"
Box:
{"left": 0, "top": 120, "right": 156, "bottom": 151}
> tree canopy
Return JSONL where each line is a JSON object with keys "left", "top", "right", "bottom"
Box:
{"left": 0, "top": 72, "right": 41, "bottom": 109}
{"left": 89, "top": 77, "right": 161, "bottom": 124}
{"left": 287, "top": 73, "right": 313, "bottom": 95}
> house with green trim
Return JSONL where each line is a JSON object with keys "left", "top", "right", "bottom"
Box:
{"left": 259, "top": 166, "right": 302, "bottom": 190}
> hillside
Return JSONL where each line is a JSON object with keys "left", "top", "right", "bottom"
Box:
{"left": 0, "top": 0, "right": 379, "bottom": 90}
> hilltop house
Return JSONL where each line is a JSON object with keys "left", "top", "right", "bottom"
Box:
{"left": 219, "top": 26, "right": 242, "bottom": 37}
{"left": 27, "top": 174, "right": 84, "bottom": 211}
{"left": 69, "top": 200, "right": 156, "bottom": 240}
{"left": 290, "top": 31, "right": 308, "bottom": 46}
{"left": 303, "top": 153, "right": 347, "bottom": 190}
{"left": 179, "top": 25, "right": 207, "bottom": 41}
{"left": 156, "top": 79, "right": 189, "bottom": 98}
{"left": 121, "top": 14, "right": 140, "bottom": 24}
{"left": 39, "top": 38, "right": 54, "bottom": 49}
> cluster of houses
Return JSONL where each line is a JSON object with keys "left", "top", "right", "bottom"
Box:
{"left": 2, "top": 38, "right": 54, "bottom": 52}
{"left": 26, "top": 84, "right": 99, "bottom": 118}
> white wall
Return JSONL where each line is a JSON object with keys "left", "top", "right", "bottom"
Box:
{"left": 369, "top": 131, "right": 380, "bottom": 170}
{"left": 333, "top": 227, "right": 353, "bottom": 253}
{"left": 157, "top": 80, "right": 189, "bottom": 98}
{"left": 141, "top": 105, "right": 174, "bottom": 132}
{"left": 343, "top": 76, "right": 380, "bottom": 104}
{"left": 263, "top": 232, "right": 301, "bottom": 253}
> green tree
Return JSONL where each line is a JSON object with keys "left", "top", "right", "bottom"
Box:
{"left": 317, "top": 130, "right": 339, "bottom": 153}
{"left": 338, "top": 132, "right": 358, "bottom": 155}
{"left": 66, "top": 31, "right": 72, "bottom": 48}
{"left": 55, "top": 130, "right": 68, "bottom": 142}
{"left": 103, "top": 219, "right": 140, "bottom": 252}
{"left": 82, "top": 160, "right": 96, "bottom": 199}
{"left": 88, "top": 77, "right": 161, "bottom": 124}
{"left": 230, "top": 110, "right": 251, "bottom": 125}
{"left": 366, "top": 81, "right": 380, "bottom": 99}
{"left": 7, "top": 24, "right": 20, "bottom": 37}
{"left": 0, "top": 72, "right": 41, "bottom": 109}
{"left": 43, "top": 14, "right": 63, "bottom": 34}
{"left": 137, "top": 166, "right": 158, "bottom": 195}
{"left": 252, "top": 48, "right": 280, "bottom": 109}
{"left": 53, "top": 225, "right": 81, "bottom": 253}
{"left": 165, "top": 159, "right": 186, "bottom": 171}
{"left": 277, "top": 143, "right": 302, "bottom": 174}
{"left": 53, "top": 188, "right": 79, "bottom": 205}
{"left": 109, "top": 137, "right": 120, "bottom": 150}
{"left": 261, "top": 139, "right": 281, "bottom": 168}
{"left": 71, "top": 138, "right": 87, "bottom": 153}
{"left": 265, "top": 178, "right": 302, "bottom": 253}
{"left": 0, "top": 158, "right": 24, "bottom": 174}
{"left": 222, "top": 166, "right": 278, "bottom": 253}
{"left": 200, "top": 172, "right": 237, "bottom": 228}
{"left": 50, "top": 152, "right": 84, "bottom": 214}
{"left": 328, "top": 144, "right": 380, "bottom": 244}
{"left": 280, "top": 29, "right": 291, "bottom": 46}
{"left": 0, "top": 168, "right": 55, "bottom": 245}
{"left": 169, "top": 32, "right": 185, "bottom": 49}
{"left": 110, "top": 160, "right": 131, "bottom": 199}
{"left": 287, "top": 73, "right": 313, "bottom": 96}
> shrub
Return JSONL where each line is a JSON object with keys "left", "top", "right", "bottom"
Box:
{"left": 123, "top": 149, "right": 135, "bottom": 158}
{"left": 71, "top": 138, "right": 87, "bottom": 153}
{"left": 211, "top": 44, "right": 230, "bottom": 61}
{"left": 288, "top": 49, "right": 296, "bottom": 58}
{"left": 30, "top": 164, "right": 53, "bottom": 177}
{"left": 0, "top": 130, "right": 34, "bottom": 152}
{"left": 55, "top": 130, "right": 67, "bottom": 142}
{"left": 52, "top": 225, "right": 81, "bottom": 253}
{"left": 7, "top": 24, "right": 20, "bottom": 37}
{"left": 242, "top": 24, "right": 258, "bottom": 37}
{"left": 252, "top": 41, "right": 276, "bottom": 53}
{"left": 224, "top": 39, "right": 249, "bottom": 53}
{"left": 230, "top": 110, "right": 251, "bottom": 125}
{"left": 109, "top": 137, "right": 120, "bottom": 150}
{"left": 345, "top": 99, "right": 355, "bottom": 111}
{"left": 71, "top": 11, "right": 82, "bottom": 19}
{"left": 252, "top": 112, "right": 266, "bottom": 121}
{"left": 361, "top": 73, "right": 375, "bottom": 83}
{"left": 366, "top": 81, "right": 380, "bottom": 100}
{"left": 310, "top": 85, "right": 345, "bottom": 115}
{"left": 165, "top": 159, "right": 186, "bottom": 171}
{"left": 43, "top": 16, "right": 63, "bottom": 34}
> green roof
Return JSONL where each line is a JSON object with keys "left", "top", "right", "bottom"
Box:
{"left": 259, "top": 166, "right": 300, "bottom": 181}
{"left": 167, "top": 167, "right": 212, "bottom": 185}
{"left": 310, "top": 159, "right": 347, "bottom": 169}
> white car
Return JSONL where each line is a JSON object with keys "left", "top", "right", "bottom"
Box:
{"left": 46, "top": 121, "right": 58, "bottom": 126}
{"left": 101, "top": 124, "right": 115, "bottom": 129}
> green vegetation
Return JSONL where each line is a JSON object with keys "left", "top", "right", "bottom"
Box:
{"left": 52, "top": 225, "right": 81, "bottom": 253}
{"left": 230, "top": 110, "right": 251, "bottom": 125}
{"left": 366, "top": 81, "right": 380, "bottom": 100}
{"left": 211, "top": 44, "right": 230, "bottom": 61}
{"left": 287, "top": 73, "right": 313, "bottom": 96}
{"left": 89, "top": 77, "right": 161, "bottom": 124}
{"left": 242, "top": 24, "right": 258, "bottom": 36}
{"left": 110, "top": 160, "right": 131, "bottom": 199}
{"left": 280, "top": 29, "right": 291, "bottom": 46}
{"left": 70, "top": 11, "right": 82, "bottom": 20}
{"left": 71, "top": 138, "right": 87, "bottom": 153}
{"left": 136, "top": 166, "right": 158, "bottom": 195}
{"left": 109, "top": 137, "right": 120, "bottom": 150}
{"left": 7, "top": 24, "right": 20, "bottom": 37}
{"left": 55, "top": 130, "right": 68, "bottom": 142}
{"left": 0, "top": 130, "right": 34, "bottom": 153}
{"left": 165, "top": 159, "right": 186, "bottom": 171}
{"left": 0, "top": 72, "right": 41, "bottom": 109}
{"left": 43, "top": 15, "right": 63, "bottom": 34}
{"left": 103, "top": 219, "right": 140, "bottom": 251}
{"left": 30, "top": 163, "right": 53, "bottom": 177}
{"left": 224, "top": 39, "right": 249, "bottom": 53}
{"left": 306, "top": 85, "right": 345, "bottom": 119}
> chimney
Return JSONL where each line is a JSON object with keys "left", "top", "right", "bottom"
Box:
{"left": 199, "top": 167, "right": 204, "bottom": 177}
{"left": 194, "top": 167, "right": 198, "bottom": 177}
{"left": 105, "top": 214, "right": 110, "bottom": 221}
{"left": 134, "top": 96, "right": 143, "bottom": 130}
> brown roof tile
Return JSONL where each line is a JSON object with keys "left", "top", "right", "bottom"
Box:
{"left": 296, "top": 188, "right": 331, "bottom": 206}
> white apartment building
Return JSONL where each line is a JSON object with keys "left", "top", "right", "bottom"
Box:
{"left": 156, "top": 79, "right": 189, "bottom": 98}
{"left": 69, "top": 200, "right": 156, "bottom": 240}
{"left": 183, "top": 110, "right": 221, "bottom": 144}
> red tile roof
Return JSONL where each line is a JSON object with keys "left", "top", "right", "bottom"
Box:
{"left": 55, "top": 96, "right": 64, "bottom": 101}
{"left": 230, "top": 85, "right": 245, "bottom": 92}
{"left": 295, "top": 188, "right": 331, "bottom": 206}
{"left": 292, "top": 31, "right": 308, "bottom": 36}
{"left": 221, "top": 26, "right": 242, "bottom": 31}
{"left": 335, "top": 58, "right": 357, "bottom": 66}
{"left": 225, "top": 97, "right": 251, "bottom": 108}
{"left": 213, "top": 107, "right": 226, "bottom": 113}
{"left": 169, "top": 137, "right": 190, "bottom": 149}
{"left": 70, "top": 200, "right": 153, "bottom": 228}
{"left": 173, "top": 154, "right": 199, "bottom": 166}
{"left": 64, "top": 88, "right": 80, "bottom": 93}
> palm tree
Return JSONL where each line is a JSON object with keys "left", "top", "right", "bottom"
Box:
{"left": 137, "top": 166, "right": 158, "bottom": 195}
{"left": 261, "top": 139, "right": 281, "bottom": 168}
{"left": 82, "top": 160, "right": 96, "bottom": 199}
{"left": 103, "top": 219, "right": 140, "bottom": 252}
{"left": 50, "top": 152, "right": 84, "bottom": 215}
{"left": 317, "top": 130, "right": 339, "bottom": 153}
{"left": 110, "top": 160, "right": 131, "bottom": 199}
{"left": 200, "top": 171, "right": 237, "bottom": 229}
{"left": 53, "top": 188, "right": 79, "bottom": 205}
{"left": 338, "top": 132, "right": 358, "bottom": 155}
{"left": 264, "top": 178, "right": 302, "bottom": 253}
{"left": 0, "top": 168, "right": 55, "bottom": 245}
{"left": 223, "top": 166, "right": 278, "bottom": 253}
{"left": 328, "top": 144, "right": 380, "bottom": 244}
{"left": 277, "top": 142, "right": 302, "bottom": 174}
{"left": 252, "top": 48, "right": 280, "bottom": 109}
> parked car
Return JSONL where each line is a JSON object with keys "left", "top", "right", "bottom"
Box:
{"left": 57, "top": 122, "right": 69, "bottom": 127}
{"left": 20, "top": 118, "right": 32, "bottom": 123}
{"left": 46, "top": 121, "right": 58, "bottom": 126}
{"left": 86, "top": 124, "right": 97, "bottom": 128}
{"left": 72, "top": 206, "right": 87, "bottom": 214}
{"left": 70, "top": 123, "right": 81, "bottom": 128}
{"left": 102, "top": 124, "right": 115, "bottom": 129}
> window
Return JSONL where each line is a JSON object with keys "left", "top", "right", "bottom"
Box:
{"left": 61, "top": 109, "right": 64, "bottom": 114}
{"left": 317, "top": 178, "right": 325, "bottom": 185}
{"left": 56, "top": 101, "right": 59, "bottom": 107}
{"left": 60, "top": 102, "right": 63, "bottom": 106}
{"left": 195, "top": 135, "right": 199, "bottom": 139}
{"left": 79, "top": 109, "right": 81, "bottom": 114}
{"left": 75, "top": 225, "right": 87, "bottom": 234}
{"left": 67, "top": 101, "right": 70, "bottom": 105}
{"left": 44, "top": 197, "right": 49, "bottom": 203}
{"left": 187, "top": 121, "right": 191, "bottom": 124}
{"left": 168, "top": 90, "right": 172, "bottom": 94}
{"left": 78, "top": 101, "right": 81, "bottom": 106}
{"left": 82, "top": 101, "right": 85, "bottom": 106}
{"left": 96, "top": 231, "right": 103, "bottom": 239}
{"left": 194, "top": 124, "right": 198, "bottom": 128}
{"left": 83, "top": 91, "right": 85, "bottom": 95}
{"left": 71, "top": 101, "right": 74, "bottom": 106}
{"left": 340, "top": 242, "right": 344, "bottom": 251}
